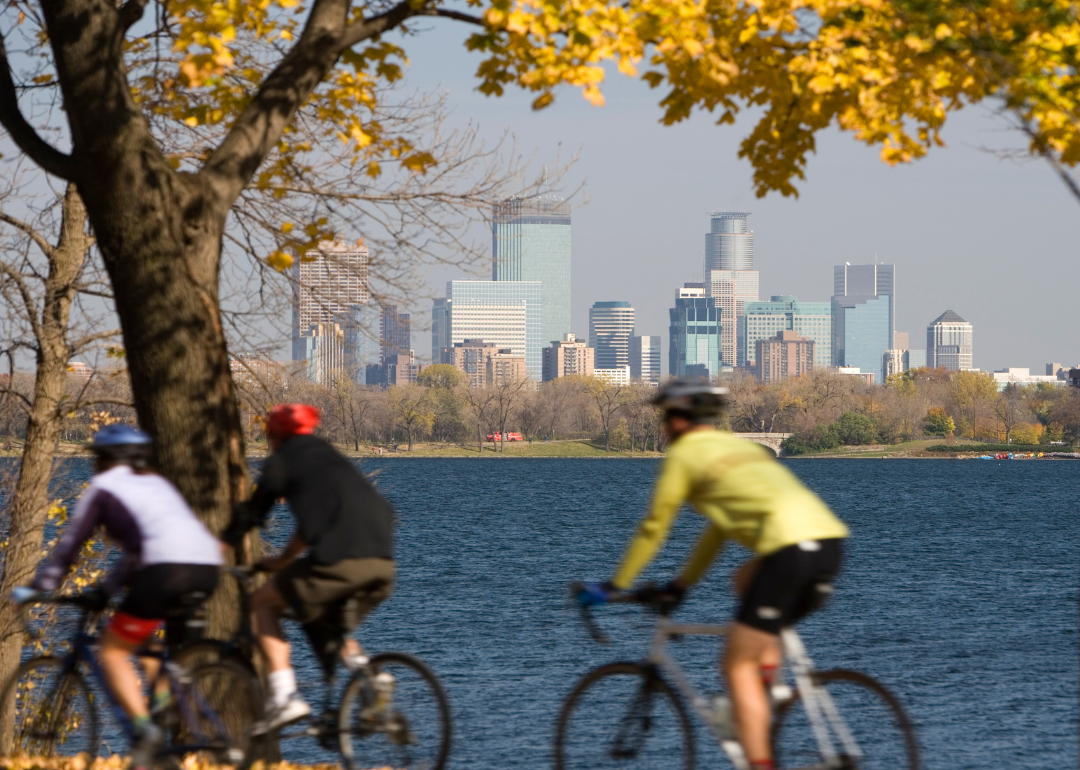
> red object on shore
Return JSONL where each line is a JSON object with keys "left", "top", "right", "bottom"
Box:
{"left": 486, "top": 432, "right": 524, "bottom": 442}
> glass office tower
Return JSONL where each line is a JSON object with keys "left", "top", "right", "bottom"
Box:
{"left": 492, "top": 196, "right": 571, "bottom": 348}
{"left": 741, "top": 296, "right": 833, "bottom": 369}
{"left": 669, "top": 284, "right": 722, "bottom": 380}
{"left": 434, "top": 281, "right": 543, "bottom": 380}
{"left": 589, "top": 301, "right": 636, "bottom": 370}
{"left": 705, "top": 213, "right": 758, "bottom": 366}
{"left": 832, "top": 295, "right": 891, "bottom": 384}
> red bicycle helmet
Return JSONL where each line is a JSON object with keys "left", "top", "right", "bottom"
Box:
{"left": 266, "top": 403, "right": 321, "bottom": 439}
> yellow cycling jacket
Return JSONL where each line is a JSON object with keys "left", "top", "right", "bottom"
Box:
{"left": 612, "top": 429, "right": 849, "bottom": 590}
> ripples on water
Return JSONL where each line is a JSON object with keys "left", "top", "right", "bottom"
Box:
{"left": 21, "top": 457, "right": 1080, "bottom": 769}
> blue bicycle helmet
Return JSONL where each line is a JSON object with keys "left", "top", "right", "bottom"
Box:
{"left": 90, "top": 424, "right": 152, "bottom": 466}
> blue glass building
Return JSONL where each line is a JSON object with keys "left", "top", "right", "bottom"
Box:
{"left": 832, "top": 295, "right": 891, "bottom": 384}
{"left": 433, "top": 281, "right": 543, "bottom": 380}
{"left": 492, "top": 197, "right": 571, "bottom": 348}
{"left": 669, "top": 285, "right": 722, "bottom": 380}
{"left": 740, "top": 296, "right": 833, "bottom": 369}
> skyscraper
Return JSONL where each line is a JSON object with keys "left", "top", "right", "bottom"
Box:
{"left": 432, "top": 281, "right": 543, "bottom": 380}
{"left": 831, "top": 262, "right": 895, "bottom": 384}
{"left": 293, "top": 241, "right": 370, "bottom": 335}
{"left": 380, "top": 305, "right": 411, "bottom": 364}
{"left": 833, "top": 262, "right": 895, "bottom": 339}
{"left": 741, "top": 296, "right": 832, "bottom": 369}
{"left": 292, "top": 240, "right": 372, "bottom": 383}
{"left": 705, "top": 212, "right": 758, "bottom": 366}
{"left": 927, "top": 310, "right": 973, "bottom": 370}
{"left": 492, "top": 196, "right": 572, "bottom": 348}
{"left": 669, "top": 283, "right": 722, "bottom": 380}
{"left": 589, "top": 301, "right": 636, "bottom": 370}
{"left": 630, "top": 335, "right": 661, "bottom": 384}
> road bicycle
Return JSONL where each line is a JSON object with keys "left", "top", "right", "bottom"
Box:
{"left": 177, "top": 566, "right": 452, "bottom": 770}
{"left": 0, "top": 588, "right": 260, "bottom": 767}
{"left": 555, "top": 583, "right": 918, "bottom": 770}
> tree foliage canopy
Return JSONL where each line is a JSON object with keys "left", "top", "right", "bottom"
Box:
{"left": 5, "top": 0, "right": 1079, "bottom": 204}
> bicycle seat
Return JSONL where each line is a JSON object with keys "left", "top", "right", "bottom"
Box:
{"left": 164, "top": 590, "right": 211, "bottom": 618}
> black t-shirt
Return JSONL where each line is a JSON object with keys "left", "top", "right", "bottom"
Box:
{"left": 242, "top": 435, "right": 393, "bottom": 564}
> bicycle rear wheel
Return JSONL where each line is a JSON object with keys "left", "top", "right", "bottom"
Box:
{"left": 0, "top": 656, "right": 100, "bottom": 757}
{"left": 170, "top": 660, "right": 261, "bottom": 768}
{"left": 772, "top": 669, "right": 918, "bottom": 770}
{"left": 338, "top": 652, "right": 451, "bottom": 770}
{"left": 554, "top": 662, "right": 695, "bottom": 770}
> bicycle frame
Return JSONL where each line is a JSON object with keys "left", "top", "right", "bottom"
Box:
{"left": 33, "top": 607, "right": 240, "bottom": 759}
{"left": 642, "top": 618, "right": 863, "bottom": 770}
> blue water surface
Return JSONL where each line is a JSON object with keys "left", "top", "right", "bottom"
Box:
{"left": 12, "top": 457, "right": 1080, "bottom": 769}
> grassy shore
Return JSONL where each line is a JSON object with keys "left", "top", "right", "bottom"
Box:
{"left": 2, "top": 438, "right": 1071, "bottom": 461}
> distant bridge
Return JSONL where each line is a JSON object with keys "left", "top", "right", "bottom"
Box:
{"left": 734, "top": 433, "right": 792, "bottom": 456}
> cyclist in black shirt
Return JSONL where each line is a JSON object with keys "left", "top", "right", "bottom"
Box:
{"left": 224, "top": 403, "right": 394, "bottom": 732}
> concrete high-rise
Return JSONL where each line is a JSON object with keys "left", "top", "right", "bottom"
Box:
{"left": 831, "top": 262, "right": 895, "bottom": 384}
{"left": 292, "top": 240, "right": 372, "bottom": 383}
{"left": 927, "top": 310, "right": 973, "bottom": 370}
{"left": 705, "top": 213, "right": 758, "bottom": 366}
{"left": 741, "top": 296, "right": 832, "bottom": 369}
{"left": 589, "top": 302, "right": 635, "bottom": 370}
{"left": 492, "top": 196, "right": 571, "bottom": 348}
{"left": 432, "top": 281, "right": 543, "bottom": 380}
{"left": 293, "top": 240, "right": 370, "bottom": 336}
{"left": 630, "top": 335, "right": 661, "bottom": 384}
{"left": 543, "top": 333, "right": 595, "bottom": 381}
{"left": 756, "top": 331, "right": 815, "bottom": 383}
{"left": 669, "top": 283, "right": 722, "bottom": 380}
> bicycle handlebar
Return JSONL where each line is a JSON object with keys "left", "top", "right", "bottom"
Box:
{"left": 568, "top": 582, "right": 682, "bottom": 645}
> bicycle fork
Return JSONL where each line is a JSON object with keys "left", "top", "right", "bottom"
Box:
{"left": 781, "top": 630, "right": 862, "bottom": 770}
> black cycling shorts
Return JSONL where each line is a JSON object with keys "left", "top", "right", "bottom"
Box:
{"left": 119, "top": 563, "right": 219, "bottom": 620}
{"left": 736, "top": 539, "right": 843, "bottom": 635}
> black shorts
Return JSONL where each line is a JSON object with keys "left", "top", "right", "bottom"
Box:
{"left": 119, "top": 563, "right": 219, "bottom": 619}
{"left": 737, "top": 539, "right": 843, "bottom": 635}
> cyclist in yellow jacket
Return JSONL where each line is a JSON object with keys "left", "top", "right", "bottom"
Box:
{"left": 578, "top": 380, "right": 849, "bottom": 770}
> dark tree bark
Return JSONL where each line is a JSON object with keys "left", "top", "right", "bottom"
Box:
{"left": 0, "top": 0, "right": 460, "bottom": 637}
{"left": 0, "top": 186, "right": 92, "bottom": 754}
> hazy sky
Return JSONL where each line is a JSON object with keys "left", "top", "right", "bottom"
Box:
{"left": 395, "top": 23, "right": 1079, "bottom": 375}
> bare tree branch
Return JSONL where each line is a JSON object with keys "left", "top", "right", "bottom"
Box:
{"left": 0, "top": 34, "right": 74, "bottom": 180}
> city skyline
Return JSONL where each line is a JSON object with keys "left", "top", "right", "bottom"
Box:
{"left": 393, "top": 29, "right": 1075, "bottom": 375}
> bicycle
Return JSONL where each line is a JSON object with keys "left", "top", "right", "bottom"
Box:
{"left": 555, "top": 583, "right": 918, "bottom": 770}
{"left": 1, "top": 588, "right": 261, "bottom": 767}
{"left": 177, "top": 566, "right": 452, "bottom": 770}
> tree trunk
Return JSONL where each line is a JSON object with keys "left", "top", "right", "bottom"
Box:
{"left": 0, "top": 185, "right": 89, "bottom": 753}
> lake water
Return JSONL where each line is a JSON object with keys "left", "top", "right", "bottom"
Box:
{"left": 20, "top": 457, "right": 1080, "bottom": 768}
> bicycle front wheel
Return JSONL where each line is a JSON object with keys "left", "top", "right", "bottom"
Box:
{"left": 0, "top": 656, "right": 100, "bottom": 757}
{"left": 338, "top": 652, "right": 451, "bottom": 770}
{"left": 772, "top": 669, "right": 919, "bottom": 770}
{"left": 172, "top": 660, "right": 262, "bottom": 768}
{"left": 554, "top": 662, "right": 695, "bottom": 770}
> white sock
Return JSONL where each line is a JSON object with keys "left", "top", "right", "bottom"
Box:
{"left": 268, "top": 668, "right": 297, "bottom": 707}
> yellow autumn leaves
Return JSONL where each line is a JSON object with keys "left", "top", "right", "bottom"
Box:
{"left": 470, "top": 0, "right": 1080, "bottom": 196}
{"left": 0, "top": 759, "right": 371, "bottom": 770}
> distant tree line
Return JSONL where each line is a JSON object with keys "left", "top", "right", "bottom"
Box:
{"left": 3, "top": 365, "right": 1077, "bottom": 457}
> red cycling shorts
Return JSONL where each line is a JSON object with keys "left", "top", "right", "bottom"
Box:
{"left": 108, "top": 612, "right": 162, "bottom": 645}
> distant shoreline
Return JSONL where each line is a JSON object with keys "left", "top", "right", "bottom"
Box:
{"left": 2, "top": 438, "right": 1074, "bottom": 461}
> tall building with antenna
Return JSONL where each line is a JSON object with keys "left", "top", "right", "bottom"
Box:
{"left": 705, "top": 212, "right": 759, "bottom": 367}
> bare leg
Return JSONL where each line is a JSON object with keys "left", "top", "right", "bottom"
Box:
{"left": 251, "top": 581, "right": 292, "bottom": 672}
{"left": 139, "top": 647, "right": 170, "bottom": 704}
{"left": 101, "top": 630, "right": 150, "bottom": 720}
{"left": 724, "top": 622, "right": 781, "bottom": 763}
